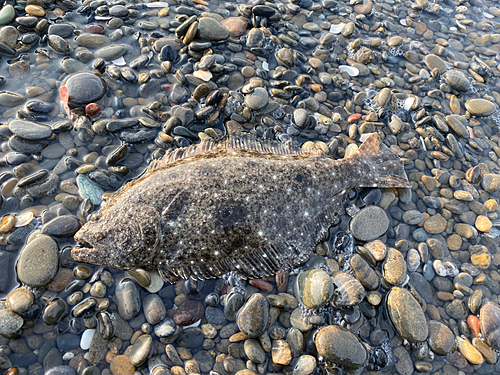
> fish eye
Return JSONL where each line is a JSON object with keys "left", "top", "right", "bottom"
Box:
{"left": 93, "top": 231, "right": 107, "bottom": 241}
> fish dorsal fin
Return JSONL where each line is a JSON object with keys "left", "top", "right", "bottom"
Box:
{"left": 148, "top": 131, "right": 306, "bottom": 172}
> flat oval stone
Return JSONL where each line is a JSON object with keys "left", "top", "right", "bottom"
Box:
{"left": 237, "top": 293, "right": 269, "bottom": 338}
{"left": 198, "top": 17, "right": 230, "bottom": 41}
{"left": 94, "top": 45, "right": 127, "bottom": 61}
{"left": 315, "top": 325, "right": 368, "bottom": 369}
{"left": 424, "top": 54, "right": 446, "bottom": 74}
{"left": 465, "top": 99, "right": 497, "bottom": 117}
{"left": 129, "top": 334, "right": 152, "bottom": 366}
{"left": 0, "top": 91, "right": 25, "bottom": 106}
{"left": 17, "top": 234, "right": 59, "bottom": 287}
{"left": 383, "top": 248, "right": 407, "bottom": 286}
{"left": 350, "top": 206, "right": 389, "bottom": 241}
{"left": 387, "top": 287, "right": 428, "bottom": 343}
{"left": 9, "top": 119, "right": 53, "bottom": 140}
{"left": 115, "top": 278, "right": 141, "bottom": 320}
{"left": 75, "top": 34, "right": 110, "bottom": 48}
{"left": 295, "top": 269, "right": 333, "bottom": 310}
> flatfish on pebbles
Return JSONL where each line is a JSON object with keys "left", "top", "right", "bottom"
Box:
{"left": 72, "top": 132, "right": 410, "bottom": 282}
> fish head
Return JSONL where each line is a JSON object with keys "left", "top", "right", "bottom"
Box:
{"left": 72, "top": 204, "right": 161, "bottom": 269}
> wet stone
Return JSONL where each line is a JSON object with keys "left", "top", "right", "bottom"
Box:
{"left": 41, "top": 215, "right": 80, "bottom": 237}
{"left": 383, "top": 248, "right": 407, "bottom": 286}
{"left": 295, "top": 268, "right": 333, "bottom": 310}
{"left": 198, "top": 17, "right": 230, "bottom": 41}
{"left": 244, "top": 339, "right": 266, "bottom": 364}
{"left": 387, "top": 287, "right": 428, "bottom": 343}
{"left": 9, "top": 120, "right": 52, "bottom": 140}
{"left": 6, "top": 287, "right": 34, "bottom": 313}
{"left": 350, "top": 206, "right": 389, "bottom": 241}
{"left": 115, "top": 278, "right": 141, "bottom": 320}
{"left": 315, "top": 325, "right": 368, "bottom": 369}
{"left": 237, "top": 293, "right": 269, "bottom": 338}
{"left": 480, "top": 301, "right": 500, "bottom": 350}
{"left": 129, "top": 334, "right": 152, "bottom": 366}
{"left": 143, "top": 294, "right": 166, "bottom": 326}
{"left": 465, "top": 99, "right": 498, "bottom": 117}
{"left": 424, "top": 214, "right": 447, "bottom": 234}
{"left": 0, "top": 308, "right": 23, "bottom": 335}
{"left": 245, "top": 88, "right": 268, "bottom": 111}
{"left": 75, "top": 34, "right": 110, "bottom": 48}
{"left": 62, "top": 72, "right": 106, "bottom": 106}
{"left": 17, "top": 234, "right": 59, "bottom": 287}
{"left": 173, "top": 300, "right": 204, "bottom": 326}
{"left": 94, "top": 45, "right": 127, "bottom": 61}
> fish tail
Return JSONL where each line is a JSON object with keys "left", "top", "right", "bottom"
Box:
{"left": 349, "top": 133, "right": 410, "bottom": 188}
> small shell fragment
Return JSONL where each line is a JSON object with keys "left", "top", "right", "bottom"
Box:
{"left": 193, "top": 70, "right": 213, "bottom": 82}
{"left": 329, "top": 23, "right": 345, "bottom": 34}
{"left": 339, "top": 65, "right": 359, "bottom": 77}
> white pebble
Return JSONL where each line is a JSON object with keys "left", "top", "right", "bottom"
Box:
{"left": 80, "top": 329, "right": 96, "bottom": 350}
{"left": 62, "top": 352, "right": 75, "bottom": 361}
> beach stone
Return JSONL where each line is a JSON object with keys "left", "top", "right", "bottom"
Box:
{"left": 94, "top": 45, "right": 127, "bottom": 61}
{"left": 45, "top": 366, "right": 76, "bottom": 375}
{"left": 428, "top": 320, "right": 455, "bottom": 355}
{"left": 383, "top": 248, "right": 407, "bottom": 286}
{"left": 237, "top": 293, "right": 269, "bottom": 338}
{"left": 75, "top": 34, "right": 110, "bottom": 48}
{"left": 315, "top": 325, "right": 368, "bottom": 369}
{"left": 295, "top": 269, "right": 333, "bottom": 310}
{"left": 0, "top": 5, "right": 15, "bottom": 25}
{"left": 143, "top": 294, "right": 166, "bottom": 325}
{"left": 0, "top": 91, "right": 25, "bottom": 106}
{"left": 244, "top": 339, "right": 266, "bottom": 364}
{"left": 470, "top": 245, "right": 491, "bottom": 269}
{"left": 364, "top": 240, "right": 387, "bottom": 261}
{"left": 245, "top": 88, "right": 268, "bottom": 111}
{"left": 423, "top": 214, "right": 447, "bottom": 234}
{"left": 350, "top": 206, "right": 389, "bottom": 241}
{"left": 387, "top": 287, "right": 428, "bottom": 343}
{"left": 41, "top": 215, "right": 81, "bottom": 237}
{"left": 173, "top": 300, "right": 204, "bottom": 326}
{"left": 403, "top": 210, "right": 423, "bottom": 225}
{"left": 0, "top": 26, "right": 18, "bottom": 48}
{"left": 480, "top": 301, "right": 500, "bottom": 350}
{"left": 0, "top": 308, "right": 23, "bottom": 335}
{"left": 424, "top": 54, "right": 446, "bottom": 74}
{"left": 9, "top": 120, "right": 52, "bottom": 140}
{"left": 115, "top": 278, "right": 141, "bottom": 320}
{"left": 476, "top": 215, "right": 492, "bottom": 232}
{"left": 130, "top": 334, "right": 152, "bottom": 366}
{"left": 292, "top": 355, "right": 316, "bottom": 375}
{"left": 198, "top": 17, "right": 230, "bottom": 41}
{"left": 17, "top": 235, "right": 59, "bottom": 287}
{"left": 63, "top": 72, "right": 106, "bottom": 106}
{"left": 110, "top": 355, "right": 135, "bottom": 375}
{"left": 272, "top": 339, "right": 292, "bottom": 365}
{"left": 482, "top": 174, "right": 500, "bottom": 192}
{"left": 465, "top": 99, "right": 497, "bottom": 117}
{"left": 6, "top": 287, "right": 34, "bottom": 313}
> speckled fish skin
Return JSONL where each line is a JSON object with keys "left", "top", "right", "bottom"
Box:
{"left": 72, "top": 132, "right": 410, "bottom": 282}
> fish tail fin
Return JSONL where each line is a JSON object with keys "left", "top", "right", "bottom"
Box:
{"left": 350, "top": 133, "right": 410, "bottom": 188}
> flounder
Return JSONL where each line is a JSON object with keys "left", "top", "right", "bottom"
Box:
{"left": 73, "top": 132, "right": 410, "bottom": 282}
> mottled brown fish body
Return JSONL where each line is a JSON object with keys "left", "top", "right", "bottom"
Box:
{"left": 73, "top": 133, "right": 409, "bottom": 282}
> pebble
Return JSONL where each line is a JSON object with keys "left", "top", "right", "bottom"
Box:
{"left": 110, "top": 355, "right": 135, "bottom": 375}
{"left": 480, "top": 301, "right": 500, "bottom": 350}
{"left": 17, "top": 234, "right": 59, "bottom": 287}
{"left": 350, "top": 206, "right": 389, "bottom": 241}
{"left": 143, "top": 294, "right": 166, "bottom": 325}
{"left": 237, "top": 293, "right": 269, "bottom": 338}
{"left": 315, "top": 325, "right": 368, "bottom": 369}
{"left": 173, "top": 300, "right": 204, "bottom": 326}
{"left": 0, "top": 307, "right": 23, "bottom": 335}
{"left": 465, "top": 99, "right": 498, "bottom": 117}
{"left": 197, "top": 17, "right": 230, "bottom": 41}
{"left": 295, "top": 268, "right": 333, "bottom": 310}
{"left": 115, "top": 278, "right": 141, "bottom": 320}
{"left": 386, "top": 287, "right": 428, "bottom": 343}
{"left": 244, "top": 88, "right": 268, "bottom": 111}
{"left": 9, "top": 120, "right": 53, "bottom": 140}
{"left": 428, "top": 320, "right": 455, "bottom": 355}
{"left": 6, "top": 287, "right": 34, "bottom": 313}
{"left": 129, "top": 334, "right": 152, "bottom": 366}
